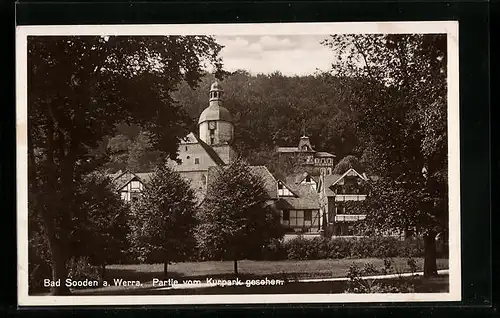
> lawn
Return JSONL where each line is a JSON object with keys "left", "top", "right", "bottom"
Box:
{"left": 105, "top": 258, "right": 449, "bottom": 283}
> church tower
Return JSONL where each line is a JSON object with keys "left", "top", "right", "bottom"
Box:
{"left": 198, "top": 81, "right": 236, "bottom": 164}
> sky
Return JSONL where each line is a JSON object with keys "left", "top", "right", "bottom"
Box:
{"left": 214, "top": 35, "right": 335, "bottom": 77}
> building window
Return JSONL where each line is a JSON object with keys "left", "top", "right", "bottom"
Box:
{"left": 304, "top": 210, "right": 312, "bottom": 221}
{"left": 327, "top": 168, "right": 332, "bottom": 175}
{"left": 187, "top": 156, "right": 190, "bottom": 159}
{"left": 282, "top": 210, "right": 290, "bottom": 221}
{"left": 210, "top": 137, "right": 214, "bottom": 144}
{"left": 195, "top": 158, "right": 199, "bottom": 164}
{"left": 120, "top": 192, "right": 127, "bottom": 201}
{"left": 278, "top": 182, "right": 283, "bottom": 189}
{"left": 289, "top": 210, "right": 303, "bottom": 226}
{"left": 130, "top": 181, "right": 141, "bottom": 189}
{"left": 305, "top": 176, "right": 311, "bottom": 182}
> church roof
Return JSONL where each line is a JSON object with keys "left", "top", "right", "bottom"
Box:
{"left": 206, "top": 165, "right": 278, "bottom": 200}
{"left": 186, "top": 132, "right": 226, "bottom": 166}
{"left": 198, "top": 105, "right": 233, "bottom": 124}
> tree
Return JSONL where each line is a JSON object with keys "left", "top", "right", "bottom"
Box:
{"left": 322, "top": 34, "right": 447, "bottom": 276}
{"left": 69, "top": 173, "right": 130, "bottom": 282}
{"left": 106, "top": 130, "right": 165, "bottom": 172}
{"left": 128, "top": 164, "right": 197, "bottom": 278}
{"left": 28, "top": 35, "right": 223, "bottom": 294}
{"left": 196, "top": 159, "right": 284, "bottom": 275}
{"left": 333, "top": 155, "right": 364, "bottom": 175}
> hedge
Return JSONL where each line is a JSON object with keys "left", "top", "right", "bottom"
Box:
{"left": 258, "top": 236, "right": 441, "bottom": 261}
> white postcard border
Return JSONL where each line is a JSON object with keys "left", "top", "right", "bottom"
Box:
{"left": 16, "top": 21, "right": 461, "bottom": 306}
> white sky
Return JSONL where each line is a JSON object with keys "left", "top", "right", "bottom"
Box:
{"left": 214, "top": 35, "right": 335, "bottom": 76}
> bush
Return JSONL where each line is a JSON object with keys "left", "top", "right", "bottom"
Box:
{"left": 28, "top": 230, "right": 52, "bottom": 293}
{"left": 259, "top": 235, "right": 425, "bottom": 261}
{"left": 345, "top": 260, "right": 417, "bottom": 293}
{"left": 260, "top": 239, "right": 287, "bottom": 261}
{"left": 67, "top": 257, "right": 100, "bottom": 284}
{"left": 285, "top": 236, "right": 312, "bottom": 260}
{"left": 326, "top": 238, "right": 352, "bottom": 259}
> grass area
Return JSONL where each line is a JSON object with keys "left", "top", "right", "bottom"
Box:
{"left": 105, "top": 258, "right": 449, "bottom": 283}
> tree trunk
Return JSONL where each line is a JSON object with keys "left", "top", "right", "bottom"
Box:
{"left": 39, "top": 204, "right": 71, "bottom": 295}
{"left": 233, "top": 260, "right": 238, "bottom": 276}
{"left": 423, "top": 231, "right": 438, "bottom": 277}
{"left": 99, "top": 264, "right": 106, "bottom": 284}
{"left": 163, "top": 261, "right": 168, "bottom": 278}
{"left": 48, "top": 238, "right": 71, "bottom": 295}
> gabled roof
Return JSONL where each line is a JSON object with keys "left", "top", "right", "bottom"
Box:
{"left": 249, "top": 166, "right": 279, "bottom": 199}
{"left": 109, "top": 170, "right": 152, "bottom": 191}
{"left": 276, "top": 183, "right": 320, "bottom": 210}
{"left": 277, "top": 179, "right": 299, "bottom": 197}
{"left": 323, "top": 174, "right": 343, "bottom": 188}
{"left": 180, "top": 132, "right": 199, "bottom": 144}
{"left": 331, "top": 168, "right": 367, "bottom": 185}
{"left": 135, "top": 172, "right": 154, "bottom": 184}
{"left": 285, "top": 171, "right": 319, "bottom": 185}
{"left": 320, "top": 168, "right": 369, "bottom": 197}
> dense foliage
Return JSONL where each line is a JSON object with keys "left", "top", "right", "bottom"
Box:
{"left": 28, "top": 173, "right": 130, "bottom": 291}
{"left": 333, "top": 155, "right": 364, "bottom": 175}
{"left": 28, "top": 35, "right": 223, "bottom": 294}
{"left": 322, "top": 34, "right": 448, "bottom": 276}
{"left": 257, "top": 236, "right": 444, "bottom": 261}
{"left": 196, "top": 160, "right": 284, "bottom": 274}
{"left": 173, "top": 71, "right": 362, "bottom": 163}
{"left": 128, "top": 164, "right": 198, "bottom": 277}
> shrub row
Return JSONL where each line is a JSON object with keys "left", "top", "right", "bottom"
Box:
{"left": 259, "top": 236, "right": 439, "bottom": 261}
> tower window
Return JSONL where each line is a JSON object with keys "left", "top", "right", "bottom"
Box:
{"left": 195, "top": 158, "right": 199, "bottom": 164}
{"left": 185, "top": 146, "right": 188, "bottom": 151}
{"left": 210, "top": 137, "right": 214, "bottom": 144}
